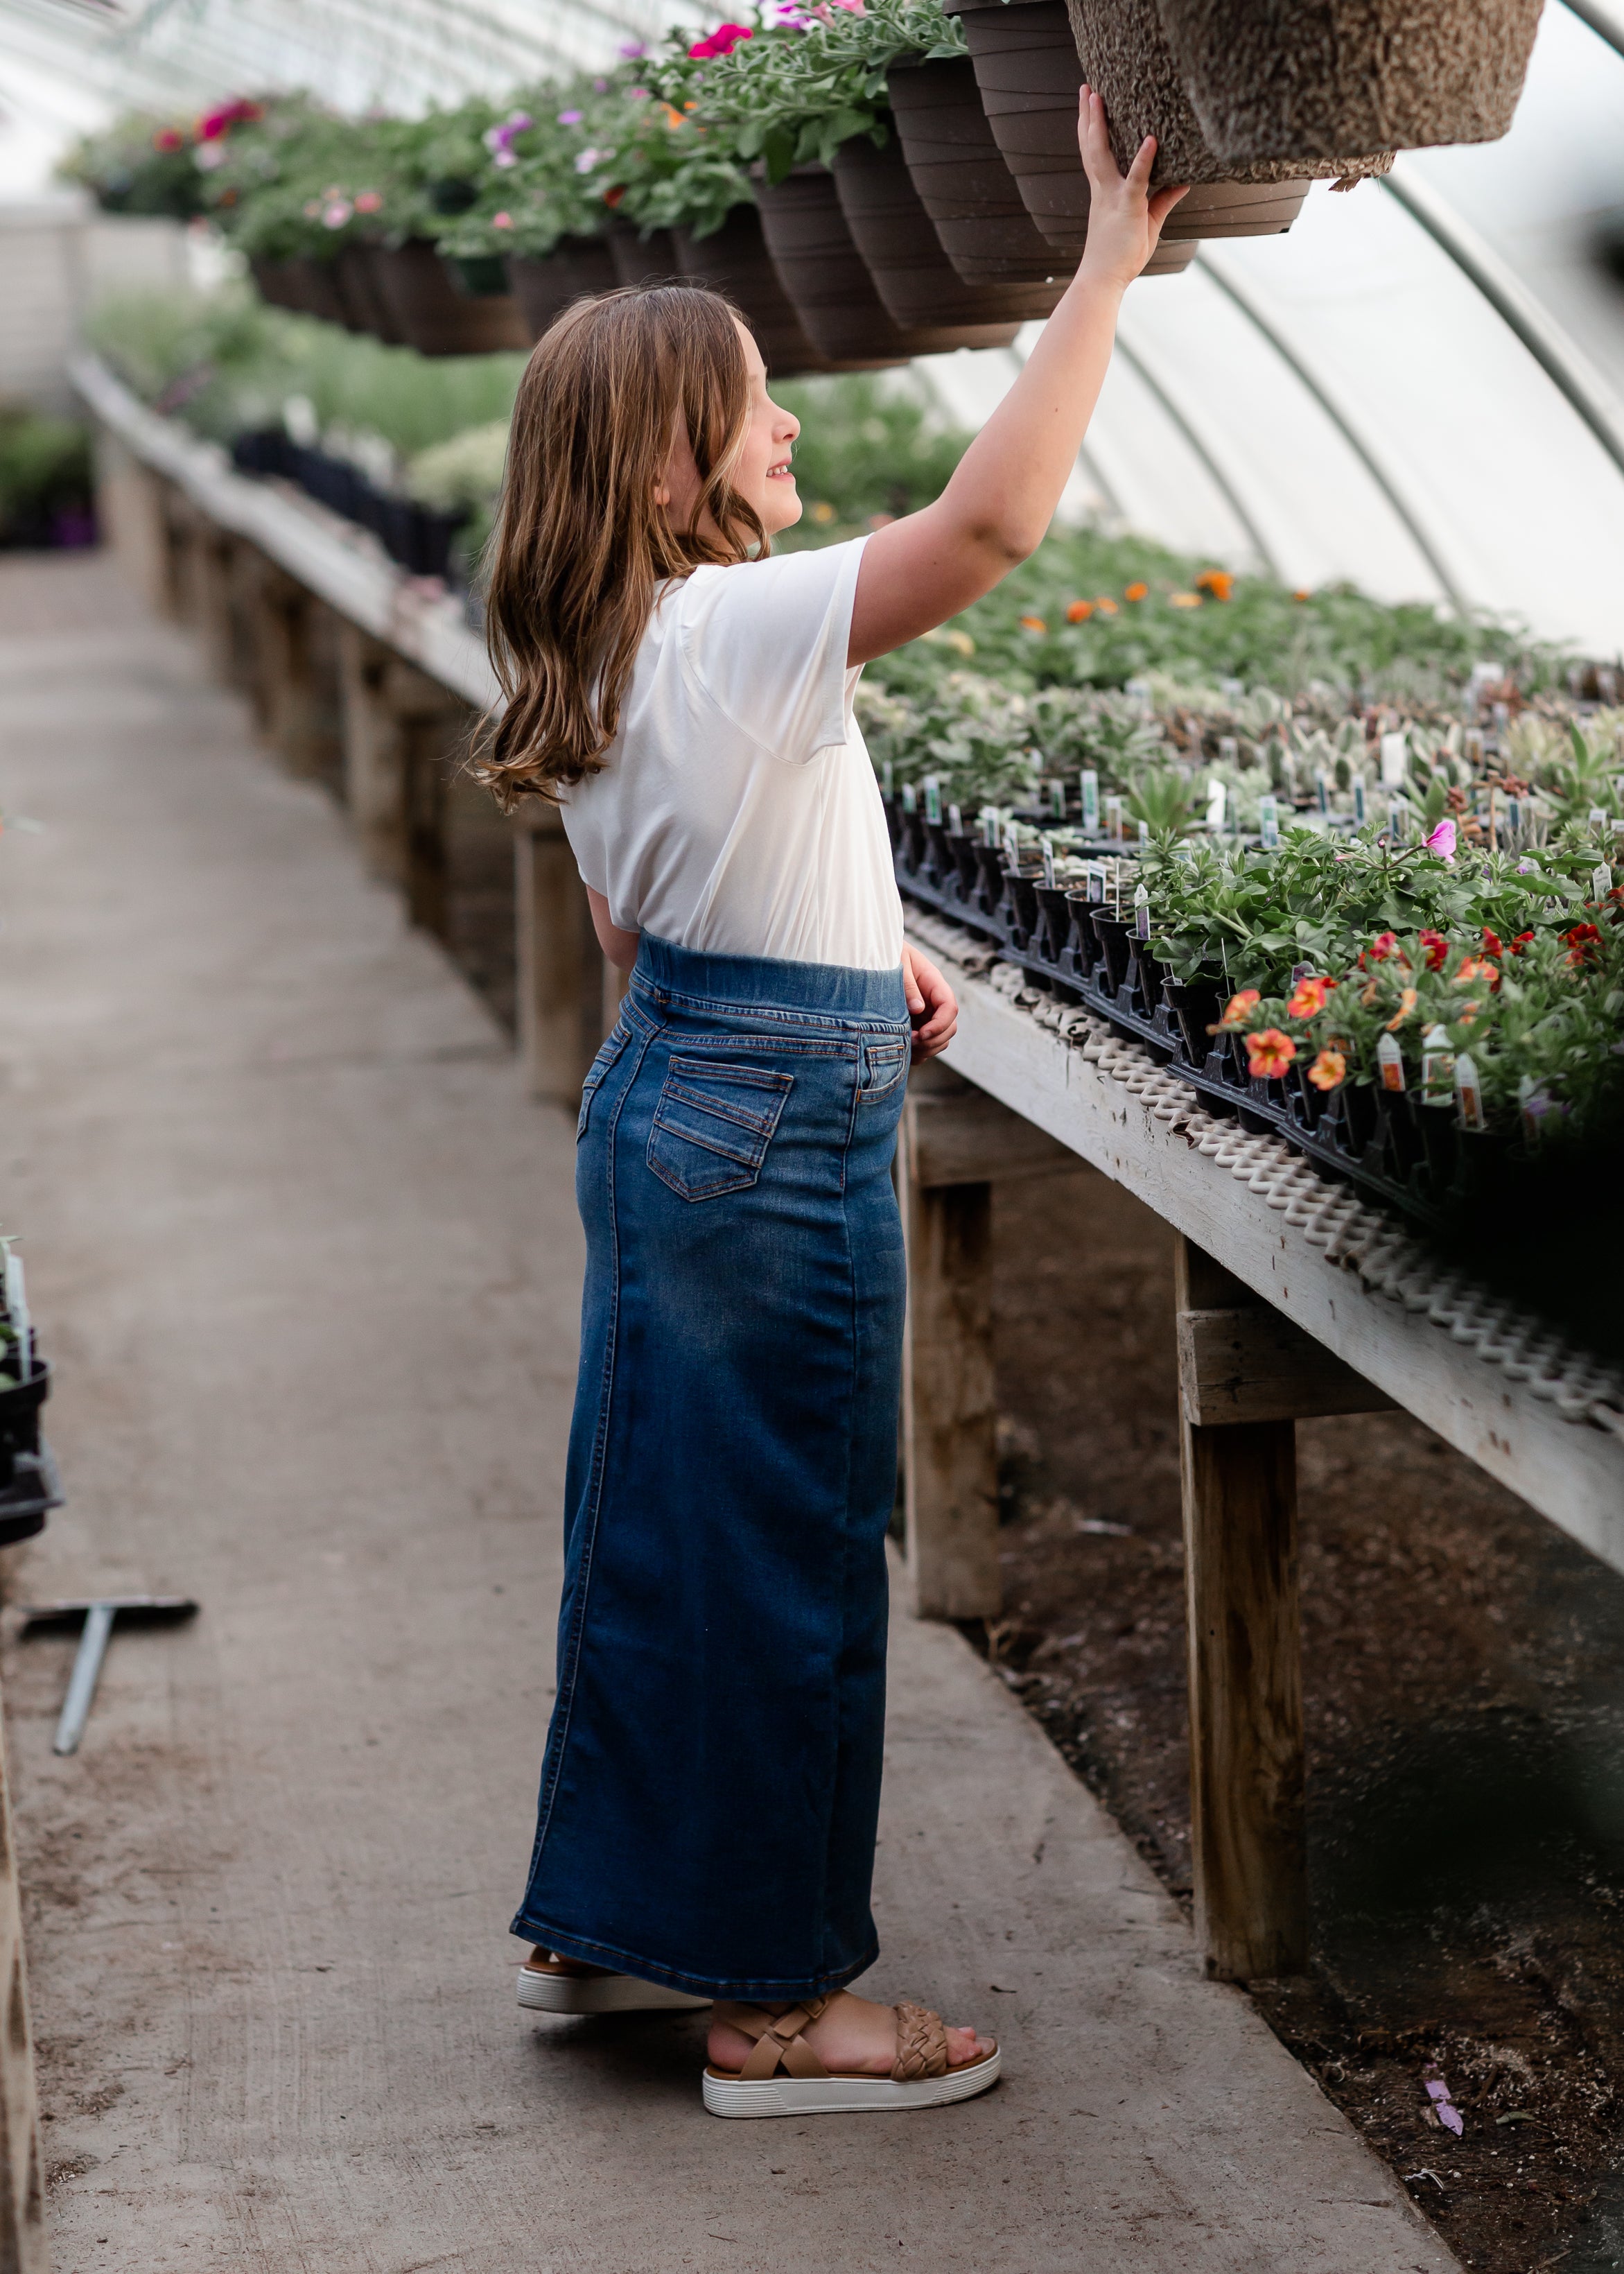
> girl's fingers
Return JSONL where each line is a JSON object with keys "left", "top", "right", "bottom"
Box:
{"left": 1148, "top": 182, "right": 1190, "bottom": 227}
{"left": 1124, "top": 132, "right": 1159, "bottom": 193}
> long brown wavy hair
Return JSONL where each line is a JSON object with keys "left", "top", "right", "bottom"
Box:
{"left": 475, "top": 284, "right": 766, "bottom": 807}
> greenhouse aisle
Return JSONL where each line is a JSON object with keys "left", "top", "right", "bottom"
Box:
{"left": 0, "top": 554, "right": 1456, "bottom": 2274}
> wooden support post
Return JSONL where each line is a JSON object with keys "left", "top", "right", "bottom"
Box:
{"left": 1176, "top": 1234, "right": 1392, "bottom": 1981}
{"left": 243, "top": 558, "right": 340, "bottom": 781}
{"left": 335, "top": 625, "right": 469, "bottom": 934}
{"left": 899, "top": 1064, "right": 1074, "bottom": 1621}
{"left": 511, "top": 802, "right": 602, "bottom": 1105}
{"left": 0, "top": 1685, "right": 46, "bottom": 2273}
{"left": 91, "top": 428, "right": 175, "bottom": 618}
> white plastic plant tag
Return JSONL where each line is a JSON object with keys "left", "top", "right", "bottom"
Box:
{"left": 1137, "top": 820, "right": 1150, "bottom": 850}
{"left": 1589, "top": 806, "right": 1608, "bottom": 829}
{"left": 1377, "top": 1031, "right": 1405, "bottom": 1093}
{"left": 1133, "top": 882, "right": 1151, "bottom": 941}
{"left": 1050, "top": 779, "right": 1066, "bottom": 819}
{"left": 948, "top": 802, "right": 962, "bottom": 836}
{"left": 1217, "top": 736, "right": 1238, "bottom": 767}
{"left": 901, "top": 783, "right": 916, "bottom": 815}
{"left": 1080, "top": 770, "right": 1099, "bottom": 833}
{"left": 1594, "top": 863, "right": 1612, "bottom": 903}
{"left": 1454, "top": 1053, "right": 1485, "bottom": 1131}
{"left": 1421, "top": 1023, "right": 1454, "bottom": 1106}
{"left": 1040, "top": 835, "right": 1056, "bottom": 889}
{"left": 3, "top": 1253, "right": 28, "bottom": 1385}
{"left": 1205, "top": 777, "right": 1227, "bottom": 832}
{"left": 1003, "top": 826, "right": 1020, "bottom": 869}
{"left": 1087, "top": 862, "right": 1106, "bottom": 903}
{"left": 923, "top": 776, "right": 941, "bottom": 824}
{"left": 1105, "top": 795, "right": 1124, "bottom": 842}
{"left": 882, "top": 758, "right": 894, "bottom": 795}
{"left": 1380, "top": 731, "right": 1408, "bottom": 787}
{"left": 1259, "top": 795, "right": 1279, "bottom": 849}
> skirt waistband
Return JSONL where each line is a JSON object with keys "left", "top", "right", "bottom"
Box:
{"left": 630, "top": 934, "right": 908, "bottom": 1026}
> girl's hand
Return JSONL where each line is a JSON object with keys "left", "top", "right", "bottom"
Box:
{"left": 902, "top": 944, "right": 957, "bottom": 1063}
{"left": 1076, "top": 88, "right": 1189, "bottom": 292}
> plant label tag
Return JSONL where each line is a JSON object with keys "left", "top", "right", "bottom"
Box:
{"left": 1105, "top": 795, "right": 1124, "bottom": 842}
{"left": 900, "top": 783, "right": 916, "bottom": 815}
{"left": 1388, "top": 800, "right": 1406, "bottom": 842}
{"left": 1080, "top": 770, "right": 1099, "bottom": 832}
{"left": 948, "top": 802, "right": 962, "bottom": 836}
{"left": 1087, "top": 862, "right": 1106, "bottom": 903}
{"left": 1133, "top": 883, "right": 1150, "bottom": 940}
{"left": 1377, "top": 1031, "right": 1406, "bottom": 1092}
{"left": 1259, "top": 795, "right": 1279, "bottom": 848}
{"left": 1040, "top": 836, "right": 1056, "bottom": 889}
{"left": 1454, "top": 1052, "right": 1485, "bottom": 1131}
{"left": 1137, "top": 819, "right": 1150, "bottom": 850}
{"left": 923, "top": 776, "right": 941, "bottom": 824}
{"left": 1050, "top": 779, "right": 1066, "bottom": 819}
{"left": 1594, "top": 863, "right": 1612, "bottom": 904}
{"left": 1380, "top": 731, "right": 1408, "bottom": 787}
{"left": 1421, "top": 1023, "right": 1454, "bottom": 1106}
{"left": 1205, "top": 777, "right": 1227, "bottom": 832}
{"left": 1217, "top": 736, "right": 1238, "bottom": 767}
{"left": 882, "top": 759, "right": 894, "bottom": 795}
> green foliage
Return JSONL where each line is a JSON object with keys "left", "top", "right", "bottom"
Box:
{"left": 776, "top": 372, "right": 970, "bottom": 529}
{"left": 84, "top": 287, "right": 524, "bottom": 458}
{"left": 0, "top": 408, "right": 92, "bottom": 541}
{"left": 58, "top": 97, "right": 268, "bottom": 218}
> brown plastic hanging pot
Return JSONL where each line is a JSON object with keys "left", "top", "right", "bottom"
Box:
{"left": 333, "top": 244, "right": 405, "bottom": 344}
{"left": 607, "top": 223, "right": 683, "bottom": 287}
{"left": 372, "top": 240, "right": 530, "bottom": 355}
{"left": 886, "top": 53, "right": 1068, "bottom": 291}
{"left": 1155, "top": 0, "right": 1544, "bottom": 163}
{"left": 248, "top": 257, "right": 311, "bottom": 314}
{"left": 1064, "top": 0, "right": 1395, "bottom": 195}
{"left": 506, "top": 234, "right": 618, "bottom": 340}
{"left": 944, "top": 1, "right": 1203, "bottom": 263}
{"left": 283, "top": 256, "right": 351, "bottom": 326}
{"left": 671, "top": 205, "right": 847, "bottom": 378}
{"left": 831, "top": 130, "right": 1050, "bottom": 330}
{"left": 755, "top": 162, "right": 1013, "bottom": 364}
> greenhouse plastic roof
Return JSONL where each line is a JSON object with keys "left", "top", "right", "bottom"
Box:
{"left": 1, "top": 0, "right": 1622, "bottom": 653}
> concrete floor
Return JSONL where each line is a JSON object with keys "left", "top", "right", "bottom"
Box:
{"left": 0, "top": 554, "right": 1458, "bottom": 2272}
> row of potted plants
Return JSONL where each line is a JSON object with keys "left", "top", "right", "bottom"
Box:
{"left": 66, "top": 0, "right": 1542, "bottom": 375}
{"left": 882, "top": 677, "right": 1624, "bottom": 1222}
{"left": 0, "top": 1233, "right": 56, "bottom": 1548}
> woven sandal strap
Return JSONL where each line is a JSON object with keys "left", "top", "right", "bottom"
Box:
{"left": 721, "top": 1997, "right": 830, "bottom": 2081}
{"left": 891, "top": 2000, "right": 950, "bottom": 2082}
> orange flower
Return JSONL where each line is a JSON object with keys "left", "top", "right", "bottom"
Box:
{"left": 1019, "top": 613, "right": 1047, "bottom": 634}
{"left": 1244, "top": 1027, "right": 1297, "bottom": 1078}
{"left": 1453, "top": 955, "right": 1496, "bottom": 987}
{"left": 1196, "top": 568, "right": 1234, "bottom": 601}
{"left": 1420, "top": 928, "right": 1449, "bottom": 971}
{"left": 1124, "top": 581, "right": 1149, "bottom": 602}
{"left": 1169, "top": 592, "right": 1203, "bottom": 608}
{"left": 1213, "top": 988, "right": 1261, "bottom": 1030}
{"left": 1066, "top": 599, "right": 1094, "bottom": 623}
{"left": 1286, "top": 974, "right": 1334, "bottom": 1018}
{"left": 1293, "top": 587, "right": 1311, "bottom": 602}
{"left": 1307, "top": 1048, "right": 1346, "bottom": 1091}
{"left": 1094, "top": 596, "right": 1119, "bottom": 616}
{"left": 1386, "top": 987, "right": 1418, "bottom": 1028}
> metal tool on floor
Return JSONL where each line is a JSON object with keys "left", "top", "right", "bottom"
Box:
{"left": 17, "top": 1595, "right": 198, "bottom": 1755}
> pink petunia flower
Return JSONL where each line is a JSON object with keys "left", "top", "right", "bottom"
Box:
{"left": 1425, "top": 817, "right": 1457, "bottom": 861}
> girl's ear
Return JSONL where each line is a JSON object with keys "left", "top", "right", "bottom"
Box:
{"left": 652, "top": 479, "right": 672, "bottom": 507}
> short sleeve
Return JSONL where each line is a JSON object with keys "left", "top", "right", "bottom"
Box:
{"left": 675, "top": 537, "right": 869, "bottom": 766}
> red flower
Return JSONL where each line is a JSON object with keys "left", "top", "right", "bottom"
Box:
{"left": 1481, "top": 928, "right": 1503, "bottom": 959}
{"left": 1066, "top": 599, "right": 1093, "bottom": 623}
{"left": 1510, "top": 930, "right": 1534, "bottom": 955}
{"left": 1357, "top": 930, "right": 1399, "bottom": 969}
{"left": 1562, "top": 921, "right": 1603, "bottom": 969}
{"left": 153, "top": 127, "right": 186, "bottom": 153}
{"left": 1420, "top": 928, "right": 1449, "bottom": 971}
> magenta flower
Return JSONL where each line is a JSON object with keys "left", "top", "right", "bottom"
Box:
{"left": 557, "top": 108, "right": 583, "bottom": 125}
{"left": 1425, "top": 817, "right": 1457, "bottom": 862}
{"left": 688, "top": 22, "right": 753, "bottom": 57}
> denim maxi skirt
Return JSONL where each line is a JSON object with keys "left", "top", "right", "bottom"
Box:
{"left": 512, "top": 932, "right": 914, "bottom": 2002}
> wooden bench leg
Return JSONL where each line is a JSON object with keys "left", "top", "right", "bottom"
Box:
{"left": 898, "top": 1064, "right": 1076, "bottom": 1621}
{"left": 512, "top": 805, "right": 602, "bottom": 1106}
{"left": 92, "top": 430, "right": 176, "bottom": 618}
{"left": 0, "top": 1689, "right": 46, "bottom": 2272}
{"left": 1176, "top": 1234, "right": 1394, "bottom": 1978}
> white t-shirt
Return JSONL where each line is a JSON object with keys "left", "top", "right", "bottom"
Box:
{"left": 559, "top": 535, "right": 904, "bottom": 972}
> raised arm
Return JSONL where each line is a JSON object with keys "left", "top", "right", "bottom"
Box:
{"left": 846, "top": 92, "right": 1187, "bottom": 668}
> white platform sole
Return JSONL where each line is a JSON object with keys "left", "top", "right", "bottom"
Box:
{"left": 517, "top": 1965, "right": 711, "bottom": 2016}
{"left": 702, "top": 2045, "right": 1001, "bottom": 2119}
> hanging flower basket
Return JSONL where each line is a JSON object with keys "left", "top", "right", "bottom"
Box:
{"left": 247, "top": 256, "right": 310, "bottom": 314}
{"left": 945, "top": 1, "right": 1208, "bottom": 263}
{"left": 1155, "top": 0, "right": 1544, "bottom": 164}
{"left": 370, "top": 239, "right": 530, "bottom": 356}
{"left": 830, "top": 132, "right": 1040, "bottom": 335}
{"left": 333, "top": 244, "right": 405, "bottom": 344}
{"left": 1064, "top": 0, "right": 1395, "bottom": 189}
{"left": 278, "top": 256, "right": 351, "bottom": 327}
{"left": 607, "top": 223, "right": 683, "bottom": 289}
{"left": 506, "top": 233, "right": 620, "bottom": 340}
{"left": 887, "top": 53, "right": 1068, "bottom": 294}
{"left": 670, "top": 205, "right": 837, "bottom": 380}
{"left": 754, "top": 162, "right": 991, "bottom": 366}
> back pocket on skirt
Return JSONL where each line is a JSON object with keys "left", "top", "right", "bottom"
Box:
{"left": 647, "top": 1055, "right": 794, "bottom": 1201}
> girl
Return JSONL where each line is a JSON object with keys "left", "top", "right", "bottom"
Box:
{"left": 480, "top": 91, "right": 1185, "bottom": 2119}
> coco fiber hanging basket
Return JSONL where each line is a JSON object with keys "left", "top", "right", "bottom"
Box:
{"left": 1154, "top": 0, "right": 1545, "bottom": 163}
{"left": 1065, "top": 0, "right": 1395, "bottom": 186}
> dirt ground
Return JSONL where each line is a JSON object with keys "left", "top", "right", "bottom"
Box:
{"left": 986, "top": 1163, "right": 1624, "bottom": 2274}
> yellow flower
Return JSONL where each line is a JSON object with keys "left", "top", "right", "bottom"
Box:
{"left": 1244, "top": 1027, "right": 1297, "bottom": 1077}
{"left": 1307, "top": 1048, "right": 1346, "bottom": 1091}
{"left": 1169, "top": 591, "right": 1203, "bottom": 609}
{"left": 1214, "top": 988, "right": 1261, "bottom": 1030}
{"left": 1286, "top": 975, "right": 1334, "bottom": 1018}
{"left": 810, "top": 501, "right": 836, "bottom": 524}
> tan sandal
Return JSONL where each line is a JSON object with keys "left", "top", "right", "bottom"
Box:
{"left": 702, "top": 1989, "right": 1000, "bottom": 2118}
{"left": 518, "top": 1950, "right": 711, "bottom": 2016}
